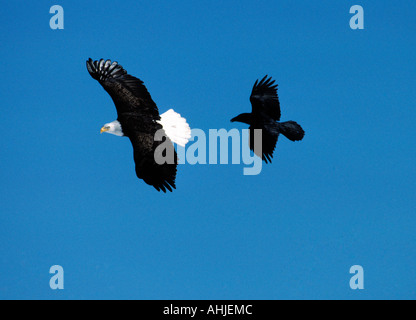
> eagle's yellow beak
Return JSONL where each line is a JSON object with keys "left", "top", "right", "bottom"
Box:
{"left": 100, "top": 126, "right": 109, "bottom": 134}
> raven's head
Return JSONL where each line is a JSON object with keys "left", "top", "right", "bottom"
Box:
{"left": 230, "top": 113, "right": 252, "bottom": 125}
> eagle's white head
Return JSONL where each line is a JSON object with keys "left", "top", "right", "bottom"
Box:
{"left": 100, "top": 120, "right": 124, "bottom": 137}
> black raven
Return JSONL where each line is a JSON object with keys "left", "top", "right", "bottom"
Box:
{"left": 231, "top": 75, "right": 304, "bottom": 163}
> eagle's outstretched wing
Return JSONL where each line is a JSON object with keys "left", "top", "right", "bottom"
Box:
{"left": 86, "top": 58, "right": 160, "bottom": 120}
{"left": 117, "top": 113, "right": 178, "bottom": 193}
{"left": 131, "top": 134, "right": 178, "bottom": 192}
{"left": 250, "top": 75, "right": 280, "bottom": 121}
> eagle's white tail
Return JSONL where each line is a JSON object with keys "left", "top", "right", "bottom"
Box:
{"left": 158, "top": 109, "right": 191, "bottom": 147}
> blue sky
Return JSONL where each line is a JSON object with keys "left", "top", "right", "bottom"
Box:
{"left": 0, "top": 0, "right": 415, "bottom": 300}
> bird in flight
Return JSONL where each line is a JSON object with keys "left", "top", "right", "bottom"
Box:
{"left": 86, "top": 58, "right": 191, "bottom": 192}
{"left": 231, "top": 75, "right": 304, "bottom": 163}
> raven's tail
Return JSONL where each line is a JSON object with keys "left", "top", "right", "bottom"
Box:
{"left": 278, "top": 121, "right": 305, "bottom": 141}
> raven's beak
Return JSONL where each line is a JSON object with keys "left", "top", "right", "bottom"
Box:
{"left": 230, "top": 116, "right": 237, "bottom": 123}
{"left": 100, "top": 126, "right": 109, "bottom": 134}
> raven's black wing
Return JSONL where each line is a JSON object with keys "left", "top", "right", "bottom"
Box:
{"left": 86, "top": 58, "right": 160, "bottom": 120}
{"left": 249, "top": 124, "right": 278, "bottom": 164}
{"left": 249, "top": 75, "right": 280, "bottom": 121}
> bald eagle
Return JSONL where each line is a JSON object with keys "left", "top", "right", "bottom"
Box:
{"left": 231, "top": 76, "right": 304, "bottom": 163}
{"left": 86, "top": 58, "right": 191, "bottom": 192}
